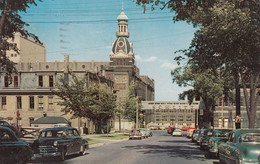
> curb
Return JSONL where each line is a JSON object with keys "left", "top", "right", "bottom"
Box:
{"left": 89, "top": 137, "right": 129, "bottom": 148}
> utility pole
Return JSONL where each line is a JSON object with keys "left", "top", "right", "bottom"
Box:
{"left": 136, "top": 96, "right": 139, "bottom": 129}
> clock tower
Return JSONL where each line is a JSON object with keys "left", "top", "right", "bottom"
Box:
{"left": 110, "top": 8, "right": 135, "bottom": 66}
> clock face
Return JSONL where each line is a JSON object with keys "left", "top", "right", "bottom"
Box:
{"left": 118, "top": 41, "right": 124, "bottom": 47}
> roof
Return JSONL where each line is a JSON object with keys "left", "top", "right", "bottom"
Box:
{"left": 31, "top": 116, "right": 71, "bottom": 124}
{"left": 117, "top": 9, "right": 128, "bottom": 21}
{"left": 40, "top": 126, "right": 75, "bottom": 132}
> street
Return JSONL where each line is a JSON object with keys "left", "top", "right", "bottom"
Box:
{"left": 32, "top": 131, "right": 219, "bottom": 164}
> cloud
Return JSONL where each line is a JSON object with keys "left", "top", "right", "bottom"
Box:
{"left": 135, "top": 55, "right": 157, "bottom": 63}
{"left": 161, "top": 62, "right": 176, "bottom": 70}
{"left": 145, "top": 56, "right": 157, "bottom": 62}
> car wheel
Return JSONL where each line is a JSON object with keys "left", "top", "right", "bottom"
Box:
{"left": 80, "top": 145, "right": 87, "bottom": 155}
{"left": 59, "top": 148, "right": 66, "bottom": 161}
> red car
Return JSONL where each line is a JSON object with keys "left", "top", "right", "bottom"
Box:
{"left": 129, "top": 129, "right": 142, "bottom": 140}
{"left": 168, "top": 125, "right": 175, "bottom": 134}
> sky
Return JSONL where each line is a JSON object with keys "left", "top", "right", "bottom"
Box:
{"left": 21, "top": 0, "right": 196, "bottom": 101}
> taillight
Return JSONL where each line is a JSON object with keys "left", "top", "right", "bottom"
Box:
{"left": 235, "top": 149, "right": 240, "bottom": 154}
{"left": 211, "top": 141, "right": 214, "bottom": 147}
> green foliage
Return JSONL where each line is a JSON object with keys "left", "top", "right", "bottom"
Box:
{"left": 136, "top": 0, "right": 260, "bottom": 128}
{"left": 0, "top": 0, "right": 41, "bottom": 80}
{"left": 52, "top": 72, "right": 117, "bottom": 133}
{"left": 123, "top": 81, "right": 138, "bottom": 121}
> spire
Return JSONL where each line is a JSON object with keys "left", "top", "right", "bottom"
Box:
{"left": 122, "top": 0, "right": 124, "bottom": 11}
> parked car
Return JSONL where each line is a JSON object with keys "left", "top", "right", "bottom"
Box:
{"left": 206, "top": 129, "right": 232, "bottom": 158}
{"left": 31, "top": 126, "right": 88, "bottom": 161}
{"left": 146, "top": 129, "right": 153, "bottom": 137}
{"left": 199, "top": 129, "right": 213, "bottom": 150}
{"left": 129, "top": 129, "right": 142, "bottom": 140}
{"left": 172, "top": 129, "right": 183, "bottom": 136}
{"left": 218, "top": 129, "right": 260, "bottom": 164}
{"left": 168, "top": 125, "right": 175, "bottom": 134}
{"left": 0, "top": 126, "right": 33, "bottom": 163}
{"left": 140, "top": 129, "right": 149, "bottom": 138}
{"left": 196, "top": 129, "right": 208, "bottom": 145}
{"left": 0, "top": 120, "right": 17, "bottom": 133}
{"left": 192, "top": 129, "right": 200, "bottom": 142}
{"left": 187, "top": 129, "right": 195, "bottom": 138}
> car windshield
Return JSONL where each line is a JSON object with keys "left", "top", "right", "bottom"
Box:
{"left": 215, "top": 131, "right": 230, "bottom": 137}
{"left": 40, "top": 130, "right": 66, "bottom": 138}
{"left": 131, "top": 130, "right": 140, "bottom": 133}
{"left": 0, "top": 130, "right": 17, "bottom": 141}
{"left": 240, "top": 133, "right": 260, "bottom": 143}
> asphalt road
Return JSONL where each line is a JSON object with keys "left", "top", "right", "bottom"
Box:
{"left": 33, "top": 130, "right": 220, "bottom": 164}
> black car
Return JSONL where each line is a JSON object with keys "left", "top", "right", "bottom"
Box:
{"left": 0, "top": 126, "right": 33, "bottom": 164}
{"left": 0, "top": 120, "right": 16, "bottom": 132}
{"left": 199, "top": 129, "right": 213, "bottom": 150}
{"left": 31, "top": 126, "right": 88, "bottom": 161}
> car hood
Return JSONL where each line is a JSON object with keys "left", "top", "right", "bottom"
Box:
{"left": 239, "top": 143, "right": 260, "bottom": 160}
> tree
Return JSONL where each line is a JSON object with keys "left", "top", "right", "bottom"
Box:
{"left": 172, "top": 66, "right": 228, "bottom": 128}
{"left": 123, "top": 81, "right": 138, "bottom": 122}
{"left": 136, "top": 0, "right": 260, "bottom": 128}
{"left": 52, "top": 72, "right": 117, "bottom": 134}
{"left": 0, "top": 0, "right": 42, "bottom": 81}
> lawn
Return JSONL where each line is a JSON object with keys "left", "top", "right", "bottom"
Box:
{"left": 88, "top": 139, "right": 102, "bottom": 145}
{"left": 92, "top": 133, "right": 129, "bottom": 140}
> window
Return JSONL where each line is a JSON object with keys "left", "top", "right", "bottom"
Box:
{"left": 49, "top": 75, "right": 54, "bottom": 87}
{"left": 162, "top": 115, "right": 167, "bottom": 121}
{"left": 170, "top": 115, "right": 175, "bottom": 121}
{"left": 4, "top": 76, "right": 9, "bottom": 87}
{"left": 38, "top": 75, "right": 43, "bottom": 87}
{"left": 14, "top": 76, "right": 18, "bottom": 87}
{"left": 155, "top": 115, "right": 160, "bottom": 122}
{"left": 48, "top": 96, "right": 54, "bottom": 110}
{"left": 186, "top": 115, "right": 192, "bottom": 121}
{"left": 124, "top": 26, "right": 126, "bottom": 32}
{"left": 17, "top": 96, "right": 22, "bottom": 109}
{"left": 38, "top": 96, "right": 44, "bottom": 110}
{"left": 178, "top": 115, "right": 183, "bottom": 121}
{"left": 1, "top": 97, "right": 6, "bottom": 110}
{"left": 29, "top": 96, "right": 34, "bottom": 109}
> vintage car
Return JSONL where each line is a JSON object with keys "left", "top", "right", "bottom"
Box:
{"left": 172, "top": 129, "right": 183, "bottom": 136}
{"left": 192, "top": 129, "right": 200, "bottom": 142}
{"left": 0, "top": 126, "right": 33, "bottom": 163}
{"left": 31, "top": 126, "right": 88, "bottom": 161}
{"left": 187, "top": 129, "right": 195, "bottom": 138}
{"left": 206, "top": 129, "right": 231, "bottom": 157}
{"left": 0, "top": 120, "right": 17, "bottom": 133}
{"left": 199, "top": 129, "right": 213, "bottom": 150}
{"left": 218, "top": 129, "right": 260, "bottom": 164}
{"left": 129, "top": 129, "right": 142, "bottom": 140}
{"left": 140, "top": 129, "right": 149, "bottom": 138}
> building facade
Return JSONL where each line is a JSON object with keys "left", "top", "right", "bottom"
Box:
{"left": 6, "top": 33, "right": 46, "bottom": 63}
{"left": 213, "top": 91, "right": 260, "bottom": 129}
{"left": 0, "top": 9, "right": 154, "bottom": 133}
{"left": 142, "top": 101, "right": 201, "bottom": 129}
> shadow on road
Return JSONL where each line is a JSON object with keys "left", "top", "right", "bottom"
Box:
{"left": 123, "top": 140, "right": 209, "bottom": 162}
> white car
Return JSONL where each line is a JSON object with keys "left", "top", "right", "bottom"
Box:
{"left": 172, "top": 129, "right": 183, "bottom": 136}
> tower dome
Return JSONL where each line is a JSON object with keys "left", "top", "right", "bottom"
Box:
{"left": 117, "top": 9, "right": 128, "bottom": 21}
{"left": 112, "top": 37, "right": 131, "bottom": 55}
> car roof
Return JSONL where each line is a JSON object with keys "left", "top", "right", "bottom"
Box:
{"left": 40, "top": 126, "right": 76, "bottom": 132}
{"left": 235, "top": 129, "right": 260, "bottom": 136}
{"left": 0, "top": 126, "right": 12, "bottom": 130}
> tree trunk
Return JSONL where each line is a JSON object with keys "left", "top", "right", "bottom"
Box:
{"left": 0, "top": 11, "right": 5, "bottom": 35}
{"left": 240, "top": 70, "right": 259, "bottom": 129}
